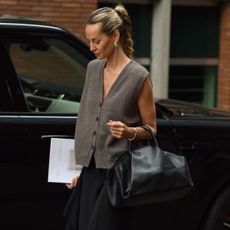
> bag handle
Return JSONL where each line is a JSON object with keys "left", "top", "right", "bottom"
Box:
{"left": 141, "top": 125, "right": 159, "bottom": 147}
{"left": 128, "top": 125, "right": 158, "bottom": 149}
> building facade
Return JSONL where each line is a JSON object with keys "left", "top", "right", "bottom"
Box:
{"left": 0, "top": 0, "right": 97, "bottom": 40}
{"left": 0, "top": 0, "right": 229, "bottom": 111}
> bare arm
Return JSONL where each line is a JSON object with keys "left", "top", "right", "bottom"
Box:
{"left": 107, "top": 77, "right": 157, "bottom": 140}
{"left": 136, "top": 77, "right": 157, "bottom": 139}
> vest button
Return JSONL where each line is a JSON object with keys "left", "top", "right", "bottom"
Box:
{"left": 93, "top": 131, "right": 96, "bottom": 135}
{"left": 91, "top": 145, "right": 95, "bottom": 149}
{"left": 96, "top": 117, "right": 99, "bottom": 121}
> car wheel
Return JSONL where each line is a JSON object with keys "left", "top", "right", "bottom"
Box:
{"left": 202, "top": 185, "right": 230, "bottom": 230}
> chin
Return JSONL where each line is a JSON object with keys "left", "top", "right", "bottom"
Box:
{"left": 96, "top": 56, "right": 105, "bottom": 60}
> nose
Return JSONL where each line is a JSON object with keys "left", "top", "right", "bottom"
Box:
{"left": 89, "top": 42, "right": 96, "bottom": 52}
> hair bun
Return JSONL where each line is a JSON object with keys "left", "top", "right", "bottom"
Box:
{"left": 114, "top": 5, "right": 128, "bottom": 17}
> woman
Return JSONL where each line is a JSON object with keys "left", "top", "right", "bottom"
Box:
{"left": 64, "top": 4, "right": 157, "bottom": 230}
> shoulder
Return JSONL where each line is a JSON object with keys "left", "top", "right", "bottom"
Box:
{"left": 126, "top": 60, "right": 149, "bottom": 86}
{"left": 121, "top": 60, "right": 150, "bottom": 94}
{"left": 85, "top": 59, "right": 105, "bottom": 83}
{"left": 129, "top": 59, "right": 149, "bottom": 78}
{"left": 87, "top": 58, "right": 105, "bottom": 70}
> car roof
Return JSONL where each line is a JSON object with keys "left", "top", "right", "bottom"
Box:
{"left": 0, "top": 14, "right": 57, "bottom": 25}
{"left": 156, "top": 98, "right": 230, "bottom": 117}
{"left": 0, "top": 14, "right": 66, "bottom": 32}
{"left": 0, "top": 14, "right": 94, "bottom": 57}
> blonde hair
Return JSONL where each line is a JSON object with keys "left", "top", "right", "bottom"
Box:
{"left": 86, "top": 5, "right": 134, "bottom": 58}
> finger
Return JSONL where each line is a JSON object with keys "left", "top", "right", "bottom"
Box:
{"left": 107, "top": 123, "right": 112, "bottom": 128}
{"left": 112, "top": 121, "right": 125, "bottom": 128}
{"left": 73, "top": 177, "right": 78, "bottom": 186}
{"left": 66, "top": 177, "right": 78, "bottom": 189}
{"left": 112, "top": 133, "right": 122, "bottom": 139}
{"left": 109, "top": 121, "right": 119, "bottom": 126}
{"left": 71, "top": 177, "right": 76, "bottom": 184}
{"left": 107, "top": 120, "right": 114, "bottom": 127}
{"left": 65, "top": 183, "right": 73, "bottom": 189}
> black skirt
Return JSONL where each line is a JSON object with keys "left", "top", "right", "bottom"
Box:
{"left": 63, "top": 157, "right": 134, "bottom": 230}
{"left": 63, "top": 157, "right": 165, "bottom": 230}
{"left": 64, "top": 155, "right": 178, "bottom": 230}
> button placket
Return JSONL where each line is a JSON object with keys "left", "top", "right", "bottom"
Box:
{"left": 90, "top": 101, "right": 103, "bottom": 152}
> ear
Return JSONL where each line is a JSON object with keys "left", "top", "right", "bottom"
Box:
{"left": 112, "top": 29, "right": 120, "bottom": 44}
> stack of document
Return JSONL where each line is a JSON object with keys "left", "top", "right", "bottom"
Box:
{"left": 48, "top": 138, "right": 82, "bottom": 183}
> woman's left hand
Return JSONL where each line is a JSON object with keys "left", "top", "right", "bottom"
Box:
{"left": 107, "top": 120, "right": 133, "bottom": 139}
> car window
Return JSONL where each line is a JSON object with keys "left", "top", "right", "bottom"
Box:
{"left": 8, "top": 37, "right": 89, "bottom": 113}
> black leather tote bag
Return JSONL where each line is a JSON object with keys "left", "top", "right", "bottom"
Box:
{"left": 106, "top": 125, "right": 194, "bottom": 208}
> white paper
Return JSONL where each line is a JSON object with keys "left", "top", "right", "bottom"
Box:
{"left": 48, "top": 138, "right": 82, "bottom": 183}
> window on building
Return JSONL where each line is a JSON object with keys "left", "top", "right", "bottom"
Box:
{"left": 169, "top": 65, "right": 217, "bottom": 106}
{"left": 169, "top": 5, "right": 219, "bottom": 107}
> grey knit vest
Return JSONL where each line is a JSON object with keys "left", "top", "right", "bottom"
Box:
{"left": 74, "top": 59, "right": 149, "bottom": 169}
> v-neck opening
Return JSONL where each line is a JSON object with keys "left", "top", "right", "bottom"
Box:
{"left": 100, "top": 59, "right": 133, "bottom": 103}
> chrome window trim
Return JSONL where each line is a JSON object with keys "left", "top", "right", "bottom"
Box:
{"left": 0, "top": 22, "right": 63, "bottom": 31}
{"left": 170, "top": 58, "right": 219, "bottom": 66}
{"left": 135, "top": 57, "right": 219, "bottom": 66}
{"left": 19, "top": 115, "right": 77, "bottom": 119}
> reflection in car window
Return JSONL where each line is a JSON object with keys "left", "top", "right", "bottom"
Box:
{"left": 9, "top": 38, "right": 88, "bottom": 113}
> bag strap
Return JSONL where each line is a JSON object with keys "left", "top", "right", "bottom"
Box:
{"left": 141, "top": 125, "right": 159, "bottom": 147}
{"left": 127, "top": 125, "right": 159, "bottom": 150}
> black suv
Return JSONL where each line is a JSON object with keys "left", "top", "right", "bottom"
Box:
{"left": 0, "top": 15, "right": 230, "bottom": 230}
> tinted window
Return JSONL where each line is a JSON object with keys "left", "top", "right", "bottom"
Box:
{"left": 169, "top": 65, "right": 217, "bottom": 106}
{"left": 8, "top": 37, "right": 88, "bottom": 113}
{"left": 170, "top": 6, "right": 219, "bottom": 58}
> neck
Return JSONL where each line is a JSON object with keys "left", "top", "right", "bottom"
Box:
{"left": 106, "top": 47, "right": 130, "bottom": 70}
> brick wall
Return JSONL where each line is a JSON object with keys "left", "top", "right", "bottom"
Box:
{"left": 218, "top": 2, "right": 230, "bottom": 111}
{"left": 0, "top": 0, "right": 97, "bottom": 41}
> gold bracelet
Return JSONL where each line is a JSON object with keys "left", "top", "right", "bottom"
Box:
{"left": 128, "top": 127, "right": 137, "bottom": 141}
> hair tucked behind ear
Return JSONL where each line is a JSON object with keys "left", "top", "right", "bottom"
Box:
{"left": 86, "top": 5, "right": 134, "bottom": 58}
{"left": 114, "top": 5, "right": 134, "bottom": 58}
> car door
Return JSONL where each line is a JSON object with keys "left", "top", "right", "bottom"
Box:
{"left": 0, "top": 31, "right": 92, "bottom": 230}
{"left": 0, "top": 38, "right": 36, "bottom": 229}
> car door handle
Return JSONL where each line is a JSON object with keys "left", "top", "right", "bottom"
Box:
{"left": 180, "top": 143, "right": 211, "bottom": 153}
{"left": 193, "top": 143, "right": 211, "bottom": 151}
{"left": 41, "top": 135, "right": 74, "bottom": 140}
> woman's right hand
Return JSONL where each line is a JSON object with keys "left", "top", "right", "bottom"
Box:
{"left": 65, "top": 176, "right": 79, "bottom": 189}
